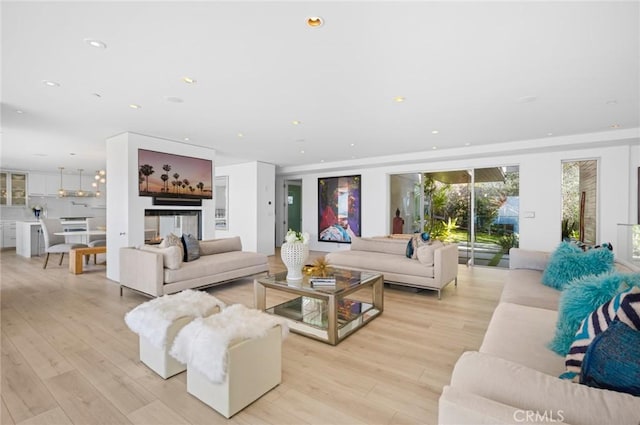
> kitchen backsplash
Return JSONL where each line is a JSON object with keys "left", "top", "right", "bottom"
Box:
{"left": 0, "top": 196, "right": 106, "bottom": 220}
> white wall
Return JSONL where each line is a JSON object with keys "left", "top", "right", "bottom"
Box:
{"left": 215, "top": 161, "right": 275, "bottom": 255}
{"left": 106, "top": 132, "right": 215, "bottom": 281}
{"left": 256, "top": 162, "right": 276, "bottom": 254}
{"left": 281, "top": 144, "right": 636, "bottom": 254}
{"left": 630, "top": 144, "right": 639, "bottom": 223}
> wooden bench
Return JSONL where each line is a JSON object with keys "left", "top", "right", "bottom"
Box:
{"left": 69, "top": 246, "right": 107, "bottom": 274}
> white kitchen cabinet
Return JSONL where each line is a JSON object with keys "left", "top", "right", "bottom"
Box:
{"left": 28, "top": 172, "right": 59, "bottom": 197}
{"left": 0, "top": 171, "right": 27, "bottom": 206}
{"left": 1, "top": 221, "right": 17, "bottom": 248}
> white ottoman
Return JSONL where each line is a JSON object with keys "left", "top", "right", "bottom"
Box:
{"left": 124, "top": 290, "right": 226, "bottom": 379}
{"left": 171, "top": 304, "right": 287, "bottom": 418}
{"left": 138, "top": 316, "right": 194, "bottom": 379}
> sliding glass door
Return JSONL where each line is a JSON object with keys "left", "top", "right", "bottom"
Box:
{"left": 390, "top": 165, "right": 519, "bottom": 268}
{"left": 472, "top": 166, "right": 520, "bottom": 267}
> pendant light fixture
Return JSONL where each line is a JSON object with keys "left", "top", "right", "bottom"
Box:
{"left": 76, "top": 168, "right": 84, "bottom": 197}
{"left": 56, "top": 167, "right": 104, "bottom": 197}
{"left": 92, "top": 169, "right": 106, "bottom": 197}
{"left": 58, "top": 167, "right": 66, "bottom": 197}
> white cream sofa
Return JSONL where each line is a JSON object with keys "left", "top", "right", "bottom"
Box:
{"left": 325, "top": 236, "right": 459, "bottom": 299}
{"left": 119, "top": 236, "right": 268, "bottom": 297}
{"left": 439, "top": 248, "right": 640, "bottom": 425}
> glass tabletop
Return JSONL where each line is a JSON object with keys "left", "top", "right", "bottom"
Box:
{"left": 258, "top": 267, "right": 381, "bottom": 294}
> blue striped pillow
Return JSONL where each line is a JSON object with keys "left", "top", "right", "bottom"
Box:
{"left": 561, "top": 285, "right": 640, "bottom": 381}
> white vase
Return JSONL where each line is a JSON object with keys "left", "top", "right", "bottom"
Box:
{"left": 281, "top": 242, "right": 309, "bottom": 282}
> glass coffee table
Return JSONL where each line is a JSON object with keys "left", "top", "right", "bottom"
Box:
{"left": 254, "top": 268, "right": 383, "bottom": 345}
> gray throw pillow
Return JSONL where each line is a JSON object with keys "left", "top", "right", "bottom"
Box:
{"left": 199, "top": 237, "right": 242, "bottom": 255}
{"left": 181, "top": 233, "right": 200, "bottom": 262}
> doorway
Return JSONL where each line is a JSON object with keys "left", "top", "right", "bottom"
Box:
{"left": 285, "top": 180, "right": 302, "bottom": 234}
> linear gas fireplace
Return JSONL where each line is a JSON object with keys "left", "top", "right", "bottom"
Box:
{"left": 144, "top": 209, "right": 201, "bottom": 243}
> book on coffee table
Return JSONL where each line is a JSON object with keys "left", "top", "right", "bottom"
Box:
{"left": 310, "top": 276, "right": 337, "bottom": 286}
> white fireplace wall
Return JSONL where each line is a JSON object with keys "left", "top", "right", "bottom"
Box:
{"left": 106, "top": 132, "right": 215, "bottom": 282}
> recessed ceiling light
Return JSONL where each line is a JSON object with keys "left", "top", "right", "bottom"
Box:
{"left": 432, "top": 146, "right": 437, "bottom": 150}
{"left": 292, "top": 120, "right": 301, "bottom": 125}
{"left": 320, "top": 159, "right": 325, "bottom": 163}
{"left": 394, "top": 96, "right": 405, "bottom": 103}
{"left": 42, "top": 80, "right": 60, "bottom": 87}
{"left": 306, "top": 17, "right": 323, "bottom": 27}
{"left": 182, "top": 77, "right": 197, "bottom": 84}
{"left": 165, "top": 96, "right": 184, "bottom": 103}
{"left": 431, "top": 130, "right": 439, "bottom": 135}
{"left": 84, "top": 38, "right": 107, "bottom": 49}
{"left": 547, "top": 132, "right": 554, "bottom": 136}
{"left": 610, "top": 124, "right": 622, "bottom": 128}
{"left": 237, "top": 133, "right": 244, "bottom": 138}
{"left": 184, "top": 137, "right": 190, "bottom": 142}
{"left": 350, "top": 143, "right": 355, "bottom": 147}
{"left": 464, "top": 142, "right": 471, "bottom": 146}
{"left": 517, "top": 95, "right": 537, "bottom": 103}
{"left": 300, "top": 150, "right": 305, "bottom": 154}
{"left": 129, "top": 104, "right": 141, "bottom": 109}
{"left": 15, "top": 110, "right": 24, "bottom": 114}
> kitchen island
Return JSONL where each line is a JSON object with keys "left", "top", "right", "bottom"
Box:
{"left": 16, "top": 221, "right": 44, "bottom": 258}
{"left": 16, "top": 217, "right": 93, "bottom": 258}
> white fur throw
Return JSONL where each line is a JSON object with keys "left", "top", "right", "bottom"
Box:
{"left": 170, "top": 303, "right": 288, "bottom": 383}
{"left": 124, "top": 290, "right": 226, "bottom": 349}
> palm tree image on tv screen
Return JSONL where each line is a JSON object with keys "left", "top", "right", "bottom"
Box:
{"left": 138, "top": 149, "right": 212, "bottom": 200}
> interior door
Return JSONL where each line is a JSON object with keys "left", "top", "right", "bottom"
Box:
{"left": 286, "top": 181, "right": 302, "bottom": 233}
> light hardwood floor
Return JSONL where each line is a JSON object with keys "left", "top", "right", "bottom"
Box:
{"left": 0, "top": 249, "right": 505, "bottom": 425}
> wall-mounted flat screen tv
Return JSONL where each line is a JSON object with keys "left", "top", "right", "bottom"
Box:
{"left": 138, "top": 149, "right": 212, "bottom": 200}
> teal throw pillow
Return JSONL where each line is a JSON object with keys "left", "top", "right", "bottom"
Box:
{"left": 406, "top": 239, "right": 414, "bottom": 258}
{"left": 548, "top": 272, "right": 638, "bottom": 356}
{"left": 405, "top": 232, "right": 430, "bottom": 259}
{"left": 541, "top": 241, "right": 614, "bottom": 290}
{"left": 580, "top": 321, "right": 640, "bottom": 396}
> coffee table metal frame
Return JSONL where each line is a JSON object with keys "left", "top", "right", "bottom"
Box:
{"left": 254, "top": 268, "right": 384, "bottom": 345}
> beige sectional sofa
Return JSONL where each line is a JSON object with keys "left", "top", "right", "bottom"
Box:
{"left": 439, "top": 248, "right": 640, "bottom": 425}
{"left": 325, "top": 236, "right": 459, "bottom": 299}
{"left": 119, "top": 236, "right": 268, "bottom": 297}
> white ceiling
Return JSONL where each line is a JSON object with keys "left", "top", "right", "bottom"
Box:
{"left": 2, "top": 1, "right": 639, "bottom": 175}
